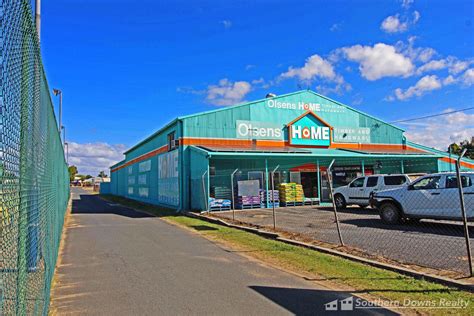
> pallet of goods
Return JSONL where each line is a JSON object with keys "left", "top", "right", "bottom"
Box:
{"left": 235, "top": 195, "right": 261, "bottom": 209}
{"left": 209, "top": 197, "right": 231, "bottom": 211}
{"left": 279, "top": 183, "right": 304, "bottom": 206}
{"left": 212, "top": 186, "right": 232, "bottom": 200}
{"left": 260, "top": 189, "right": 280, "bottom": 208}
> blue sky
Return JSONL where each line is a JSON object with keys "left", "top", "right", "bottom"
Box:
{"left": 39, "top": 0, "right": 474, "bottom": 175}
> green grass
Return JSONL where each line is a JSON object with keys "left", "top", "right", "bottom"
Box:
{"left": 100, "top": 194, "right": 474, "bottom": 314}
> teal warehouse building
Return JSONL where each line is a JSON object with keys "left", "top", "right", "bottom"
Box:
{"left": 106, "top": 90, "right": 474, "bottom": 211}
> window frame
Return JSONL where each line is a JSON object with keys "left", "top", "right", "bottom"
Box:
{"left": 366, "top": 176, "right": 379, "bottom": 188}
{"left": 411, "top": 176, "right": 441, "bottom": 190}
{"left": 383, "top": 175, "right": 407, "bottom": 186}
{"left": 167, "top": 131, "right": 177, "bottom": 151}
{"left": 349, "top": 177, "right": 365, "bottom": 188}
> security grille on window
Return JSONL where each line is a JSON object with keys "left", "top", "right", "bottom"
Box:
{"left": 168, "top": 132, "right": 177, "bottom": 151}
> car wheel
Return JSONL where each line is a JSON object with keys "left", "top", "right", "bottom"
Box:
{"left": 334, "top": 194, "right": 346, "bottom": 210}
{"left": 379, "top": 202, "right": 401, "bottom": 224}
{"left": 359, "top": 205, "right": 367, "bottom": 209}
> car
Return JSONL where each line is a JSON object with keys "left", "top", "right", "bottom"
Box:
{"left": 372, "top": 172, "right": 474, "bottom": 224}
{"left": 333, "top": 174, "right": 411, "bottom": 209}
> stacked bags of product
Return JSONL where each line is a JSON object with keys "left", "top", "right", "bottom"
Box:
{"left": 294, "top": 184, "right": 304, "bottom": 202}
{"left": 260, "top": 189, "right": 280, "bottom": 207}
{"left": 209, "top": 197, "right": 231, "bottom": 209}
{"left": 279, "top": 183, "right": 297, "bottom": 202}
{"left": 235, "top": 195, "right": 261, "bottom": 208}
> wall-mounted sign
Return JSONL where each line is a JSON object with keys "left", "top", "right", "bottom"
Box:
{"left": 333, "top": 127, "right": 371, "bottom": 143}
{"left": 236, "top": 120, "right": 283, "bottom": 140}
{"left": 266, "top": 99, "right": 346, "bottom": 114}
{"left": 287, "top": 111, "right": 332, "bottom": 147}
{"left": 158, "top": 150, "right": 179, "bottom": 206}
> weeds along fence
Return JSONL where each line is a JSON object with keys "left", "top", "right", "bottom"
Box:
{"left": 206, "top": 157, "right": 473, "bottom": 278}
{"left": 0, "top": 1, "right": 70, "bottom": 315}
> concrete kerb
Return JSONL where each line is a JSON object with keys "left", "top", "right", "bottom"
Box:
{"left": 188, "top": 212, "right": 474, "bottom": 293}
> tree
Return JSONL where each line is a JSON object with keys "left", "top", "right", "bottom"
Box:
{"left": 448, "top": 138, "right": 474, "bottom": 159}
{"left": 68, "top": 165, "right": 78, "bottom": 182}
{"left": 98, "top": 171, "right": 108, "bottom": 178}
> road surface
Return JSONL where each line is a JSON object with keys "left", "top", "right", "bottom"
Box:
{"left": 50, "top": 187, "right": 395, "bottom": 315}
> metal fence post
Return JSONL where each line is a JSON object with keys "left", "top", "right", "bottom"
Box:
{"left": 202, "top": 170, "right": 209, "bottom": 213}
{"left": 231, "top": 169, "right": 238, "bottom": 221}
{"left": 456, "top": 149, "right": 473, "bottom": 277}
{"left": 328, "top": 159, "right": 344, "bottom": 246}
{"left": 271, "top": 165, "right": 280, "bottom": 230}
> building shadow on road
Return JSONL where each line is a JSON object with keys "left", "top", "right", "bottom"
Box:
{"left": 249, "top": 286, "right": 397, "bottom": 315}
{"left": 71, "top": 194, "right": 154, "bottom": 219}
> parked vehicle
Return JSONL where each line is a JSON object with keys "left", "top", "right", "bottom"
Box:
{"left": 333, "top": 174, "right": 410, "bottom": 209}
{"left": 372, "top": 172, "right": 474, "bottom": 224}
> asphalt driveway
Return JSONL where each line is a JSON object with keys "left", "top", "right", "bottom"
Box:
{"left": 50, "top": 188, "right": 395, "bottom": 315}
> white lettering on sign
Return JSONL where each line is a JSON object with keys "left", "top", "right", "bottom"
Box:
{"left": 291, "top": 125, "right": 330, "bottom": 140}
{"left": 266, "top": 99, "right": 345, "bottom": 114}
{"left": 267, "top": 100, "right": 322, "bottom": 111}
{"left": 236, "top": 120, "right": 282, "bottom": 139}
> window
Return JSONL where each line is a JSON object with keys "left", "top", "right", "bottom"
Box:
{"left": 167, "top": 131, "right": 177, "bottom": 151}
{"left": 138, "top": 174, "right": 147, "bottom": 185}
{"left": 128, "top": 176, "right": 135, "bottom": 185}
{"left": 139, "top": 160, "right": 151, "bottom": 172}
{"left": 445, "top": 176, "right": 472, "bottom": 188}
{"left": 412, "top": 176, "right": 441, "bottom": 190}
{"left": 139, "top": 187, "right": 149, "bottom": 197}
{"left": 384, "top": 176, "right": 407, "bottom": 186}
{"left": 349, "top": 177, "right": 365, "bottom": 188}
{"left": 128, "top": 166, "right": 133, "bottom": 175}
{"left": 128, "top": 187, "right": 134, "bottom": 195}
{"left": 366, "top": 177, "right": 378, "bottom": 187}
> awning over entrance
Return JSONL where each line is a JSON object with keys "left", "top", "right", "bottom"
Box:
{"left": 190, "top": 145, "right": 442, "bottom": 159}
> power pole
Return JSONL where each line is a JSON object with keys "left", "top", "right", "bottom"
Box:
{"left": 35, "top": 0, "right": 41, "bottom": 41}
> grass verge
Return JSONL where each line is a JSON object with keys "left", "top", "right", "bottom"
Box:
{"left": 100, "top": 194, "right": 474, "bottom": 315}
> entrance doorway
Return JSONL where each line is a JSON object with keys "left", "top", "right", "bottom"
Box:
{"left": 301, "top": 172, "right": 318, "bottom": 198}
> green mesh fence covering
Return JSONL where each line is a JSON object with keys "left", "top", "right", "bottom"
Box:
{"left": 0, "top": 0, "right": 70, "bottom": 315}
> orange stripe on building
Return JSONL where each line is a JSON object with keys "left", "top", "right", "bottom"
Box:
{"left": 439, "top": 157, "right": 474, "bottom": 169}
{"left": 111, "top": 145, "right": 168, "bottom": 173}
{"left": 111, "top": 137, "right": 436, "bottom": 173}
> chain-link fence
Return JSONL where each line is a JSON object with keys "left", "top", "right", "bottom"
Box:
{"left": 206, "top": 156, "right": 474, "bottom": 278}
{"left": 0, "top": 1, "right": 70, "bottom": 315}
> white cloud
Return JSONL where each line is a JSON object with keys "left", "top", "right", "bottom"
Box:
{"left": 449, "top": 58, "right": 470, "bottom": 74}
{"left": 417, "top": 47, "right": 435, "bottom": 63}
{"left": 280, "top": 54, "right": 340, "bottom": 82}
{"left": 245, "top": 64, "right": 255, "bottom": 71}
{"left": 220, "top": 20, "right": 232, "bottom": 29}
{"left": 404, "top": 109, "right": 474, "bottom": 150}
{"left": 342, "top": 43, "right": 414, "bottom": 80}
{"left": 330, "top": 23, "right": 341, "bottom": 32}
{"left": 443, "top": 75, "right": 456, "bottom": 85}
{"left": 416, "top": 59, "right": 447, "bottom": 74}
{"left": 461, "top": 68, "right": 474, "bottom": 86}
{"left": 401, "top": 0, "right": 414, "bottom": 9}
{"left": 393, "top": 75, "right": 442, "bottom": 100}
{"left": 381, "top": 15, "right": 408, "bottom": 33}
{"left": 380, "top": 10, "right": 420, "bottom": 34}
{"left": 412, "top": 10, "right": 421, "bottom": 23}
{"left": 415, "top": 56, "right": 473, "bottom": 76}
{"left": 68, "top": 142, "right": 126, "bottom": 176}
{"left": 206, "top": 78, "right": 252, "bottom": 106}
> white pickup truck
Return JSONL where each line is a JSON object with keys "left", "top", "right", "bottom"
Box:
{"left": 372, "top": 172, "right": 474, "bottom": 224}
{"left": 333, "top": 174, "right": 411, "bottom": 209}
